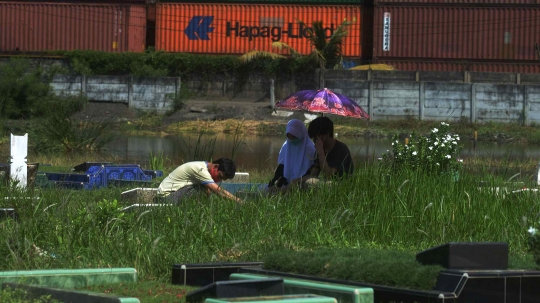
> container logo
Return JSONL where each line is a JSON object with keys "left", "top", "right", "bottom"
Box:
{"left": 383, "top": 12, "right": 390, "bottom": 51}
{"left": 226, "top": 22, "right": 335, "bottom": 41}
{"left": 185, "top": 16, "right": 214, "bottom": 40}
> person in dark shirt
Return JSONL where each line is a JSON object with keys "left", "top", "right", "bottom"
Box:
{"left": 307, "top": 116, "right": 354, "bottom": 178}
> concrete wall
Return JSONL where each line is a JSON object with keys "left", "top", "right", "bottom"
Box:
{"left": 49, "top": 69, "right": 540, "bottom": 124}
{"left": 324, "top": 71, "right": 540, "bottom": 125}
{"left": 51, "top": 75, "right": 179, "bottom": 113}
{"left": 183, "top": 72, "right": 316, "bottom": 101}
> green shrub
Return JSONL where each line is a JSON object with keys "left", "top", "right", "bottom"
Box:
{"left": 51, "top": 49, "right": 316, "bottom": 80}
{"left": 0, "top": 58, "right": 64, "bottom": 119}
{"left": 30, "top": 98, "right": 114, "bottom": 152}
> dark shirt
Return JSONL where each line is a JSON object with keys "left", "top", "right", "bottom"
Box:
{"left": 313, "top": 140, "right": 354, "bottom": 178}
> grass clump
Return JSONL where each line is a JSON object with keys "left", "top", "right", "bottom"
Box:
{"left": 77, "top": 281, "right": 195, "bottom": 303}
{"left": 0, "top": 286, "right": 60, "bottom": 303}
{"left": 263, "top": 248, "right": 536, "bottom": 291}
{"left": 263, "top": 248, "right": 444, "bottom": 290}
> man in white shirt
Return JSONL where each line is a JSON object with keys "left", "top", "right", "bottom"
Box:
{"left": 158, "top": 158, "right": 242, "bottom": 204}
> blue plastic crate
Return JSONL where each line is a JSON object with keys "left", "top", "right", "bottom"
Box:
{"left": 45, "top": 164, "right": 156, "bottom": 190}
{"left": 91, "top": 165, "right": 153, "bottom": 188}
{"left": 84, "top": 165, "right": 103, "bottom": 175}
{"left": 143, "top": 170, "right": 163, "bottom": 178}
{"left": 53, "top": 181, "right": 94, "bottom": 190}
{"left": 45, "top": 173, "right": 89, "bottom": 183}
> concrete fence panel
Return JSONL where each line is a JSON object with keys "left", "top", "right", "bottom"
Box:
{"left": 50, "top": 75, "right": 178, "bottom": 113}
{"left": 525, "top": 86, "right": 540, "bottom": 124}
{"left": 373, "top": 81, "right": 420, "bottom": 120}
{"left": 475, "top": 84, "right": 523, "bottom": 123}
{"left": 424, "top": 82, "right": 470, "bottom": 121}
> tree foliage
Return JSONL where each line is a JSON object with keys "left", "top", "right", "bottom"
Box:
{"left": 238, "top": 20, "right": 351, "bottom": 70}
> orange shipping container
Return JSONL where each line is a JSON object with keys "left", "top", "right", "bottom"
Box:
{"left": 0, "top": 2, "right": 146, "bottom": 53}
{"left": 156, "top": 3, "right": 362, "bottom": 57}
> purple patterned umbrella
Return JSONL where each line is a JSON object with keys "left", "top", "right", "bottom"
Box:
{"left": 275, "top": 88, "right": 370, "bottom": 119}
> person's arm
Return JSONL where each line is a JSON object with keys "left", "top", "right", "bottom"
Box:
{"left": 269, "top": 164, "right": 285, "bottom": 187}
{"left": 204, "top": 182, "right": 243, "bottom": 204}
{"left": 313, "top": 137, "right": 337, "bottom": 178}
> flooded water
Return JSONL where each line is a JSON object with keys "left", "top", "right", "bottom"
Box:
{"left": 104, "top": 134, "right": 540, "bottom": 174}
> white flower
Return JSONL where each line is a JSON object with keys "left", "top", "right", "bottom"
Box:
{"left": 446, "top": 155, "right": 451, "bottom": 159}
{"left": 441, "top": 143, "right": 445, "bottom": 147}
{"left": 398, "top": 153, "right": 401, "bottom": 156}
{"left": 458, "top": 159, "right": 463, "bottom": 163}
{"left": 452, "top": 141, "right": 457, "bottom": 145}
{"left": 412, "top": 151, "right": 417, "bottom": 156}
{"left": 434, "top": 142, "right": 439, "bottom": 146}
{"left": 436, "top": 163, "right": 440, "bottom": 166}
{"left": 378, "top": 157, "right": 382, "bottom": 161}
{"left": 429, "top": 146, "right": 433, "bottom": 150}
{"left": 441, "top": 122, "right": 448, "bottom": 126}
{"left": 395, "top": 140, "right": 399, "bottom": 144}
{"left": 392, "top": 143, "right": 394, "bottom": 146}
{"left": 529, "top": 227, "right": 538, "bottom": 236}
{"left": 432, "top": 128, "right": 438, "bottom": 133}
{"left": 456, "top": 137, "right": 460, "bottom": 141}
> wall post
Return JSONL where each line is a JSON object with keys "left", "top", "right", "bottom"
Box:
{"left": 81, "top": 75, "right": 87, "bottom": 95}
{"left": 523, "top": 85, "right": 529, "bottom": 126}
{"left": 470, "top": 83, "right": 476, "bottom": 123}
{"left": 127, "top": 76, "right": 133, "bottom": 109}
{"left": 174, "top": 77, "right": 181, "bottom": 111}
{"left": 270, "top": 79, "right": 275, "bottom": 110}
{"left": 368, "top": 80, "right": 374, "bottom": 120}
{"left": 419, "top": 82, "right": 425, "bottom": 120}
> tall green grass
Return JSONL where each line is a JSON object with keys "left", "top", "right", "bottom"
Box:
{"left": 149, "top": 150, "right": 167, "bottom": 171}
{"left": 177, "top": 131, "right": 217, "bottom": 163}
{"left": 0, "top": 164, "right": 538, "bottom": 283}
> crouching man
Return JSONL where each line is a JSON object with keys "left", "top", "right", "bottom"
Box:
{"left": 158, "top": 158, "right": 242, "bottom": 204}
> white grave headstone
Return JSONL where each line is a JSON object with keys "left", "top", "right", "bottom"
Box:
{"left": 10, "top": 133, "right": 28, "bottom": 188}
{"left": 537, "top": 163, "right": 540, "bottom": 186}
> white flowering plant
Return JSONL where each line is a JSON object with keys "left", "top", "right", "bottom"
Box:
{"left": 380, "top": 122, "right": 463, "bottom": 175}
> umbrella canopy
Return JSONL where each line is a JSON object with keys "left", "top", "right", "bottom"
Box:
{"left": 275, "top": 88, "right": 370, "bottom": 119}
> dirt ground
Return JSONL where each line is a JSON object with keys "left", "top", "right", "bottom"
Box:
{"left": 71, "top": 99, "right": 304, "bottom": 125}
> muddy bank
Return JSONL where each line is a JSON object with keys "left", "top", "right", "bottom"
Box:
{"left": 44, "top": 100, "right": 540, "bottom": 143}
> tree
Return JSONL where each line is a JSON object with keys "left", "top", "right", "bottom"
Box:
{"left": 239, "top": 19, "right": 351, "bottom": 70}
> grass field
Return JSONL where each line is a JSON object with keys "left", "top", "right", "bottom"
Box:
{"left": 1, "top": 162, "right": 537, "bottom": 283}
